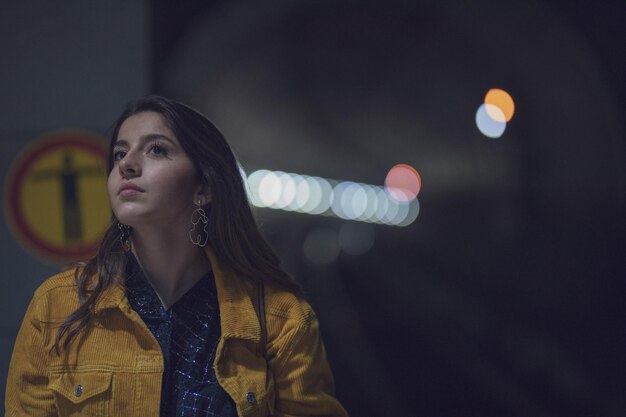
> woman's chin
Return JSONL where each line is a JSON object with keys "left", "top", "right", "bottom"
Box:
{"left": 115, "top": 212, "right": 148, "bottom": 228}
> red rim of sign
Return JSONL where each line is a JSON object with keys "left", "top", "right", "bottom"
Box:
{"left": 4, "top": 131, "right": 108, "bottom": 264}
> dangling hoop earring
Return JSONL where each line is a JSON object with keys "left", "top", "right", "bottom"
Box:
{"left": 189, "top": 200, "right": 209, "bottom": 247}
{"left": 117, "top": 221, "right": 131, "bottom": 252}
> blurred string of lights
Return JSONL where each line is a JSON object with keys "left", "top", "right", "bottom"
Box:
{"left": 243, "top": 163, "right": 422, "bottom": 227}
{"left": 475, "top": 88, "right": 515, "bottom": 138}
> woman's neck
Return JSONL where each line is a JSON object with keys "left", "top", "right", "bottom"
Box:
{"left": 130, "top": 226, "right": 211, "bottom": 309}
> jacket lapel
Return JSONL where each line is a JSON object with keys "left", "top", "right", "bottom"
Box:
{"left": 205, "top": 247, "right": 261, "bottom": 343}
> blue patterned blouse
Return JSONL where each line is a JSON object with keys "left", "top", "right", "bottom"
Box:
{"left": 124, "top": 255, "right": 237, "bottom": 417}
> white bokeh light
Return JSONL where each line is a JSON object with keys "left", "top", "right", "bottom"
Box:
{"left": 258, "top": 171, "right": 282, "bottom": 207}
{"left": 476, "top": 103, "right": 506, "bottom": 138}
{"left": 274, "top": 172, "right": 296, "bottom": 209}
{"left": 246, "top": 169, "right": 419, "bottom": 226}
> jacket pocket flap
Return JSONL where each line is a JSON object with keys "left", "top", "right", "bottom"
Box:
{"left": 49, "top": 372, "right": 113, "bottom": 404}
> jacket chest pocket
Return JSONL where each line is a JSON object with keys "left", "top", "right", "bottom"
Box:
{"left": 48, "top": 371, "right": 112, "bottom": 417}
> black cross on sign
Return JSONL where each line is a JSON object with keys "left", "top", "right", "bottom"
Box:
{"left": 32, "top": 152, "right": 105, "bottom": 245}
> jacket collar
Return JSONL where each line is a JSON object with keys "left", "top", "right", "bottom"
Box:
{"left": 205, "top": 248, "right": 261, "bottom": 343}
{"left": 93, "top": 247, "right": 261, "bottom": 343}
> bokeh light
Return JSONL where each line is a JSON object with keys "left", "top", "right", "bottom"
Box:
{"left": 310, "top": 176, "right": 333, "bottom": 215}
{"left": 485, "top": 88, "right": 515, "bottom": 122}
{"left": 395, "top": 198, "right": 420, "bottom": 227}
{"left": 476, "top": 88, "right": 515, "bottom": 139}
{"left": 258, "top": 171, "right": 282, "bottom": 206}
{"left": 246, "top": 169, "right": 420, "bottom": 226}
{"left": 385, "top": 163, "right": 421, "bottom": 202}
{"left": 476, "top": 104, "right": 507, "bottom": 138}
{"left": 246, "top": 169, "right": 270, "bottom": 207}
{"left": 275, "top": 172, "right": 296, "bottom": 209}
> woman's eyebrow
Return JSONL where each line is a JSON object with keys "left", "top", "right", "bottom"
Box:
{"left": 112, "top": 139, "right": 129, "bottom": 148}
{"left": 141, "top": 133, "right": 177, "bottom": 145}
{"left": 113, "top": 134, "right": 177, "bottom": 148}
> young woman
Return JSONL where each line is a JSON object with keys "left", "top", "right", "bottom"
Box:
{"left": 6, "top": 95, "right": 348, "bottom": 417}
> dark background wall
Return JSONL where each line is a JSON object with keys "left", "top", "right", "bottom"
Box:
{"left": 2, "top": 1, "right": 625, "bottom": 416}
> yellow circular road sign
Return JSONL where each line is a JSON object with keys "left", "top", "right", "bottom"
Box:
{"left": 4, "top": 130, "right": 111, "bottom": 265}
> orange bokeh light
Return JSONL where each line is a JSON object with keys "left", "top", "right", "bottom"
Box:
{"left": 484, "top": 88, "right": 515, "bottom": 122}
{"left": 385, "top": 163, "right": 421, "bottom": 202}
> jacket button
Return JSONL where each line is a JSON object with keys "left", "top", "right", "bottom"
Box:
{"left": 246, "top": 391, "right": 256, "bottom": 405}
{"left": 74, "top": 384, "right": 83, "bottom": 397}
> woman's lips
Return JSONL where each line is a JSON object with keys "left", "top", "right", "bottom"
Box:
{"left": 118, "top": 183, "right": 144, "bottom": 197}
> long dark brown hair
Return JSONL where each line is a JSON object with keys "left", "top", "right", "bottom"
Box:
{"left": 54, "top": 95, "right": 302, "bottom": 353}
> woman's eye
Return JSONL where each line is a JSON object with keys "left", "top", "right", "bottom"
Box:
{"left": 149, "top": 143, "right": 168, "bottom": 157}
{"left": 113, "top": 150, "right": 126, "bottom": 161}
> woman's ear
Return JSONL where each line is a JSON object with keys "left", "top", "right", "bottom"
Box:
{"left": 194, "top": 182, "right": 211, "bottom": 206}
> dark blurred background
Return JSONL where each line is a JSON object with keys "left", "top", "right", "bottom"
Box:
{"left": 1, "top": 1, "right": 625, "bottom": 416}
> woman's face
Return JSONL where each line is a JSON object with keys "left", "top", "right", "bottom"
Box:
{"left": 107, "top": 111, "right": 204, "bottom": 229}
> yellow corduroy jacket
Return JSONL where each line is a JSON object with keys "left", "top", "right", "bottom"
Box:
{"left": 5, "top": 249, "right": 348, "bottom": 417}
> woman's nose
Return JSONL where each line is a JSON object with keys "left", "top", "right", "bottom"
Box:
{"left": 118, "top": 151, "right": 141, "bottom": 178}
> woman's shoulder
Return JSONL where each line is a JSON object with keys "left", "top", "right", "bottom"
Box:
{"left": 263, "top": 282, "right": 317, "bottom": 325}
{"left": 18, "top": 268, "right": 82, "bottom": 322}
{"left": 32, "top": 267, "right": 79, "bottom": 301}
